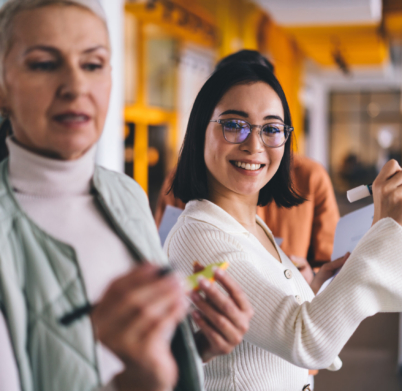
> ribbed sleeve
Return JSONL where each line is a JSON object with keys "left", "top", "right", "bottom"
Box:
{"left": 165, "top": 201, "right": 402, "bottom": 391}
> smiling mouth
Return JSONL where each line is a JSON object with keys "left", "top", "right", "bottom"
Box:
{"left": 231, "top": 161, "right": 265, "bottom": 171}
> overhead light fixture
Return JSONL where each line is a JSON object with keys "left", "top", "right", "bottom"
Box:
{"left": 332, "top": 48, "right": 351, "bottom": 75}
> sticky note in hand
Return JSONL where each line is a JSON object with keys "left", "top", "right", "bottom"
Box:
{"left": 186, "top": 261, "right": 229, "bottom": 291}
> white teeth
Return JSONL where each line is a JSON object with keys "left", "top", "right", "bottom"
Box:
{"left": 234, "top": 161, "right": 262, "bottom": 171}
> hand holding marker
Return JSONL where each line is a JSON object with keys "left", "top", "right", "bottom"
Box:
{"left": 347, "top": 184, "right": 373, "bottom": 203}
{"left": 60, "top": 266, "right": 173, "bottom": 326}
{"left": 61, "top": 261, "right": 229, "bottom": 326}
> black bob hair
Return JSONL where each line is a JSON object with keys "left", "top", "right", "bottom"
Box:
{"left": 172, "top": 62, "right": 305, "bottom": 208}
{"left": 215, "top": 49, "right": 275, "bottom": 73}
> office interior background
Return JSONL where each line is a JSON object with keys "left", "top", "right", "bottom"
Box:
{"left": 1, "top": 0, "right": 400, "bottom": 389}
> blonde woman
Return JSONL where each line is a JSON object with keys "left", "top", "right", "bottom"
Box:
{"left": 164, "top": 62, "right": 402, "bottom": 391}
{"left": 0, "top": 1, "right": 252, "bottom": 391}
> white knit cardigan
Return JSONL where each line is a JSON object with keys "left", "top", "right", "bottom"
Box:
{"left": 164, "top": 199, "right": 402, "bottom": 391}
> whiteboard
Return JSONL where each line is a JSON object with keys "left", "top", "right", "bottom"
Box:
{"left": 317, "top": 203, "right": 374, "bottom": 294}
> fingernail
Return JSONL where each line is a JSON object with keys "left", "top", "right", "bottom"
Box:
{"left": 177, "top": 276, "right": 186, "bottom": 289}
{"left": 192, "top": 311, "right": 201, "bottom": 320}
{"left": 213, "top": 266, "right": 224, "bottom": 277}
{"left": 182, "top": 296, "right": 191, "bottom": 311}
{"left": 191, "top": 291, "right": 201, "bottom": 302}
{"left": 198, "top": 276, "right": 211, "bottom": 289}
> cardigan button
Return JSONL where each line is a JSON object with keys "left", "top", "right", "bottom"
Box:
{"left": 295, "top": 295, "right": 303, "bottom": 304}
{"left": 284, "top": 269, "right": 293, "bottom": 279}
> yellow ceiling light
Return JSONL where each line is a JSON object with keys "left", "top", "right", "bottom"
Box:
{"left": 284, "top": 24, "right": 388, "bottom": 67}
{"left": 253, "top": 0, "right": 388, "bottom": 68}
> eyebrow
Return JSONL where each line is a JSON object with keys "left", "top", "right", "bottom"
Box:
{"left": 219, "top": 109, "right": 284, "bottom": 122}
{"left": 24, "top": 44, "right": 109, "bottom": 56}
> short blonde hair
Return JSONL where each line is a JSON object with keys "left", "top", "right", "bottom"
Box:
{"left": 0, "top": 0, "right": 107, "bottom": 88}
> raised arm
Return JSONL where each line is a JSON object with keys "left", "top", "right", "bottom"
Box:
{"left": 167, "top": 160, "right": 402, "bottom": 370}
{"left": 168, "top": 217, "right": 402, "bottom": 370}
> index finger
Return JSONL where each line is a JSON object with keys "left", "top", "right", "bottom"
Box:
{"left": 375, "top": 160, "right": 402, "bottom": 184}
{"left": 213, "top": 269, "right": 252, "bottom": 313}
{"left": 325, "top": 253, "right": 350, "bottom": 271}
{"left": 102, "top": 264, "right": 174, "bottom": 302}
{"left": 384, "top": 171, "right": 402, "bottom": 193}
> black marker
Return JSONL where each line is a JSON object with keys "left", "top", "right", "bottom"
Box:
{"left": 60, "top": 266, "right": 172, "bottom": 326}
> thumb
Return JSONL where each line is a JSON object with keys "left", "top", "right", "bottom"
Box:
{"left": 330, "top": 252, "right": 350, "bottom": 269}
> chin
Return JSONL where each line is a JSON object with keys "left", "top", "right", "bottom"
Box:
{"left": 231, "top": 184, "right": 262, "bottom": 198}
{"left": 237, "top": 178, "right": 267, "bottom": 193}
{"left": 50, "top": 135, "right": 97, "bottom": 160}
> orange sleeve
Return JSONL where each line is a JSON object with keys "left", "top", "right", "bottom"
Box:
{"left": 154, "top": 169, "right": 186, "bottom": 228}
{"left": 154, "top": 175, "right": 170, "bottom": 228}
{"left": 259, "top": 156, "right": 339, "bottom": 262}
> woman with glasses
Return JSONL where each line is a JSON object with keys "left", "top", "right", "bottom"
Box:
{"left": 164, "top": 62, "right": 402, "bottom": 390}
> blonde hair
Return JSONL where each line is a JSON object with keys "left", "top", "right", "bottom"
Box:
{"left": 0, "top": 0, "right": 107, "bottom": 88}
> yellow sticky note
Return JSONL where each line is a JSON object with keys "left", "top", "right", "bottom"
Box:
{"left": 186, "top": 261, "right": 229, "bottom": 291}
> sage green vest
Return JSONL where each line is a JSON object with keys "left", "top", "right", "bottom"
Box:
{"left": 0, "top": 159, "right": 203, "bottom": 391}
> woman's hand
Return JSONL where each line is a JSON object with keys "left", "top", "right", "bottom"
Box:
{"left": 91, "top": 264, "right": 188, "bottom": 391}
{"left": 309, "top": 253, "right": 350, "bottom": 295}
{"left": 372, "top": 160, "right": 402, "bottom": 226}
{"left": 289, "top": 255, "right": 315, "bottom": 285}
{"left": 290, "top": 255, "right": 349, "bottom": 295}
{"left": 190, "top": 267, "right": 254, "bottom": 363}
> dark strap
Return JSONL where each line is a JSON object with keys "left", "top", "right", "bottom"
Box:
{"left": 172, "top": 319, "right": 203, "bottom": 391}
{"left": 303, "top": 385, "right": 312, "bottom": 391}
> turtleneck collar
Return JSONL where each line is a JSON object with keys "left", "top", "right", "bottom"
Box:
{"left": 6, "top": 137, "right": 96, "bottom": 197}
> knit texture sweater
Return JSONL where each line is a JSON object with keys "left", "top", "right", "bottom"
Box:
{"left": 164, "top": 199, "right": 402, "bottom": 391}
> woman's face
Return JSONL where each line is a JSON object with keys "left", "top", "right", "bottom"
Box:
{"left": 0, "top": 5, "right": 111, "bottom": 160}
{"left": 204, "top": 82, "right": 285, "bottom": 201}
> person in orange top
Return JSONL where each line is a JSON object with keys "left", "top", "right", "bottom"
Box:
{"left": 257, "top": 153, "right": 340, "bottom": 283}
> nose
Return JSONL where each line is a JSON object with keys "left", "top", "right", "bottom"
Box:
{"left": 240, "top": 127, "right": 265, "bottom": 154}
{"left": 57, "top": 63, "right": 88, "bottom": 100}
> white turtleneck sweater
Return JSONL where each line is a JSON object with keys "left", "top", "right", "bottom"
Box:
{"left": 0, "top": 138, "right": 135, "bottom": 391}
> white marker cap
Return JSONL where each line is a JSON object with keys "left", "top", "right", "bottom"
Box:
{"left": 347, "top": 185, "right": 371, "bottom": 203}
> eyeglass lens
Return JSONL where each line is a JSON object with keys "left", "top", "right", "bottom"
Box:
{"left": 222, "top": 119, "right": 287, "bottom": 147}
